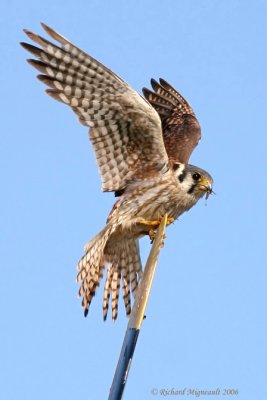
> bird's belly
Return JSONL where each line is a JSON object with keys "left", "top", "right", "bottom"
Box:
{"left": 113, "top": 177, "right": 194, "bottom": 236}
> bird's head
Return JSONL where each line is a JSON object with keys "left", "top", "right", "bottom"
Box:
{"left": 173, "top": 163, "right": 214, "bottom": 200}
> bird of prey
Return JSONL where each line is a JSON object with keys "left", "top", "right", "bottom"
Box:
{"left": 21, "top": 24, "right": 213, "bottom": 320}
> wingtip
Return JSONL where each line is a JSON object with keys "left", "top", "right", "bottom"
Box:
{"left": 26, "top": 59, "right": 46, "bottom": 74}
{"left": 20, "top": 42, "right": 42, "bottom": 58}
{"left": 159, "top": 77, "right": 168, "bottom": 86}
{"left": 142, "top": 87, "right": 149, "bottom": 96}
{"left": 26, "top": 58, "right": 37, "bottom": 66}
{"left": 150, "top": 78, "right": 162, "bottom": 92}
{"left": 159, "top": 78, "right": 174, "bottom": 92}
{"left": 20, "top": 42, "right": 35, "bottom": 55}
{"left": 37, "top": 74, "right": 47, "bottom": 83}
{"left": 40, "top": 22, "right": 48, "bottom": 29}
{"left": 40, "top": 22, "right": 53, "bottom": 35}
{"left": 40, "top": 22, "right": 69, "bottom": 45}
{"left": 20, "top": 41, "right": 27, "bottom": 49}
{"left": 23, "top": 28, "right": 34, "bottom": 39}
{"left": 45, "top": 88, "right": 61, "bottom": 102}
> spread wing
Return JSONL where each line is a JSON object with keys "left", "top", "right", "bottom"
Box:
{"left": 142, "top": 78, "right": 201, "bottom": 164}
{"left": 21, "top": 24, "right": 169, "bottom": 193}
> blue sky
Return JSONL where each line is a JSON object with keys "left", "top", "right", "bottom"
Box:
{"left": 1, "top": 1, "right": 267, "bottom": 399}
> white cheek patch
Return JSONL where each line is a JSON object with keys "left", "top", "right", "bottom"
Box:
{"left": 180, "top": 174, "right": 194, "bottom": 193}
{"left": 173, "top": 163, "right": 185, "bottom": 177}
{"left": 177, "top": 163, "right": 185, "bottom": 175}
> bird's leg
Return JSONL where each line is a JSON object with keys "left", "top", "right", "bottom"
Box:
{"left": 160, "top": 234, "right": 167, "bottom": 248}
{"left": 148, "top": 228, "right": 156, "bottom": 243}
{"left": 139, "top": 216, "right": 174, "bottom": 230}
{"left": 148, "top": 230, "right": 167, "bottom": 245}
{"left": 139, "top": 217, "right": 174, "bottom": 244}
{"left": 166, "top": 217, "right": 174, "bottom": 225}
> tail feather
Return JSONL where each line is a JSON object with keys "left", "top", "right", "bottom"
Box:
{"left": 77, "top": 225, "right": 143, "bottom": 320}
{"left": 103, "top": 266, "right": 112, "bottom": 321}
{"left": 77, "top": 225, "right": 112, "bottom": 317}
{"left": 103, "top": 239, "right": 142, "bottom": 320}
{"left": 121, "top": 251, "right": 131, "bottom": 317}
{"left": 128, "top": 240, "right": 142, "bottom": 297}
{"left": 103, "top": 248, "right": 132, "bottom": 320}
{"left": 111, "top": 270, "right": 121, "bottom": 320}
{"left": 103, "top": 254, "right": 124, "bottom": 321}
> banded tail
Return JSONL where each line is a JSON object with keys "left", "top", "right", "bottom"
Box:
{"left": 77, "top": 225, "right": 143, "bottom": 320}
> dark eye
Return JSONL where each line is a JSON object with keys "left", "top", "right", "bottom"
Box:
{"left": 192, "top": 172, "right": 201, "bottom": 181}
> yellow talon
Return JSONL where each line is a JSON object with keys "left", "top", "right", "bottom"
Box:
{"left": 140, "top": 216, "right": 174, "bottom": 244}
{"left": 140, "top": 218, "right": 161, "bottom": 228}
{"left": 149, "top": 220, "right": 162, "bottom": 228}
{"left": 149, "top": 231, "right": 167, "bottom": 245}
{"left": 140, "top": 216, "right": 174, "bottom": 229}
{"left": 166, "top": 217, "right": 174, "bottom": 225}
{"left": 148, "top": 229, "right": 156, "bottom": 243}
{"left": 161, "top": 233, "right": 167, "bottom": 247}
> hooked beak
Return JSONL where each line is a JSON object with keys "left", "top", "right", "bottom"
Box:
{"left": 197, "top": 178, "right": 214, "bottom": 199}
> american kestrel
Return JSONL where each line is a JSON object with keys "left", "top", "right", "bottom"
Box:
{"left": 21, "top": 24, "right": 213, "bottom": 320}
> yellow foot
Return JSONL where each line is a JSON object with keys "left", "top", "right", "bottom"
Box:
{"left": 139, "top": 218, "right": 161, "bottom": 229}
{"left": 148, "top": 229, "right": 156, "bottom": 243}
{"left": 149, "top": 230, "right": 167, "bottom": 244}
{"left": 140, "top": 217, "right": 173, "bottom": 243}
{"left": 140, "top": 217, "right": 174, "bottom": 229}
{"left": 161, "top": 233, "right": 167, "bottom": 247}
{"left": 166, "top": 217, "right": 174, "bottom": 226}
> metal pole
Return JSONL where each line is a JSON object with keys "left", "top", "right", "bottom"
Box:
{"left": 108, "top": 214, "right": 168, "bottom": 400}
